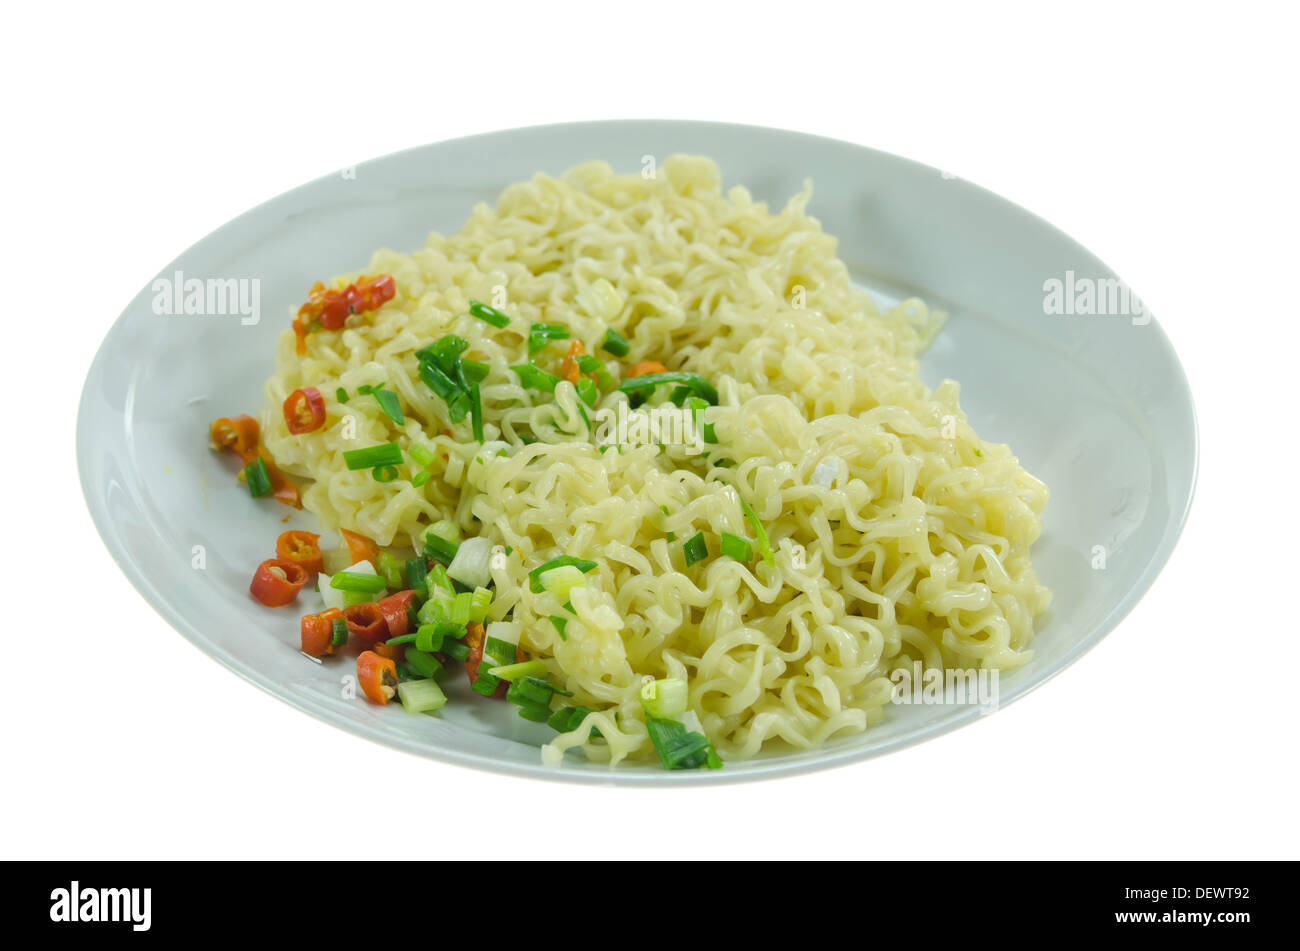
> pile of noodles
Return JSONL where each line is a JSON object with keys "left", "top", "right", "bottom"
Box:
{"left": 260, "top": 156, "right": 1051, "bottom": 766}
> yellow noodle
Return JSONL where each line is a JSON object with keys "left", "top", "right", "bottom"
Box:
{"left": 260, "top": 156, "right": 1051, "bottom": 766}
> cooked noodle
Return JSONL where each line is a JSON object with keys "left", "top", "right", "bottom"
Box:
{"left": 260, "top": 156, "right": 1051, "bottom": 765}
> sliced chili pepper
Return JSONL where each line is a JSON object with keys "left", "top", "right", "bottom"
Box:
{"left": 559, "top": 339, "right": 586, "bottom": 384}
{"left": 250, "top": 558, "right": 309, "bottom": 607}
{"left": 262, "top": 454, "right": 303, "bottom": 509}
{"left": 344, "top": 602, "right": 388, "bottom": 643}
{"left": 375, "top": 590, "right": 417, "bottom": 638}
{"left": 301, "top": 607, "right": 344, "bottom": 657}
{"left": 297, "top": 275, "right": 397, "bottom": 332}
{"left": 341, "top": 529, "right": 380, "bottom": 566}
{"left": 626, "top": 360, "right": 668, "bottom": 379}
{"left": 357, "top": 650, "right": 398, "bottom": 705}
{"left": 210, "top": 415, "right": 261, "bottom": 463}
{"left": 464, "top": 621, "right": 520, "bottom": 699}
{"left": 283, "top": 386, "right": 326, "bottom": 435}
{"left": 372, "top": 639, "right": 405, "bottom": 663}
{"left": 276, "top": 530, "right": 323, "bottom": 574}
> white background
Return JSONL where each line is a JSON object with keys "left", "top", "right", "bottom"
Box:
{"left": 4, "top": 1, "right": 1296, "bottom": 859}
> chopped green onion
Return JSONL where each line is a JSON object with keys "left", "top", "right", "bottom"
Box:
{"left": 397, "top": 678, "right": 447, "bottom": 714}
{"left": 682, "top": 532, "right": 709, "bottom": 566}
{"left": 330, "top": 617, "right": 349, "bottom": 646}
{"left": 469, "top": 299, "right": 512, "bottom": 328}
{"left": 511, "top": 363, "right": 561, "bottom": 393}
{"left": 243, "top": 456, "right": 272, "bottom": 498}
{"left": 383, "top": 632, "right": 419, "bottom": 646}
{"left": 468, "top": 586, "right": 492, "bottom": 623}
{"left": 539, "top": 565, "right": 587, "bottom": 601}
{"left": 405, "top": 557, "right": 429, "bottom": 598}
{"left": 645, "top": 715, "right": 722, "bottom": 770}
{"left": 416, "top": 335, "right": 469, "bottom": 378}
{"left": 426, "top": 563, "right": 455, "bottom": 600}
{"left": 374, "top": 388, "right": 404, "bottom": 425}
{"left": 449, "top": 591, "right": 473, "bottom": 627}
{"left": 376, "top": 551, "right": 405, "bottom": 590}
{"left": 527, "top": 322, "right": 569, "bottom": 355}
{"left": 447, "top": 536, "right": 494, "bottom": 589}
{"left": 470, "top": 669, "right": 501, "bottom": 696}
{"left": 404, "top": 648, "right": 443, "bottom": 679}
{"left": 373, "top": 465, "right": 398, "bottom": 482}
{"left": 342, "top": 589, "right": 371, "bottom": 608}
{"left": 329, "top": 571, "right": 387, "bottom": 594}
{"left": 424, "top": 531, "right": 459, "bottom": 566}
{"left": 576, "top": 354, "right": 604, "bottom": 375}
{"left": 548, "top": 704, "right": 598, "bottom": 735}
{"left": 575, "top": 377, "right": 599, "bottom": 407}
{"left": 528, "top": 555, "right": 598, "bottom": 592}
{"left": 470, "top": 382, "right": 484, "bottom": 443}
{"left": 737, "top": 494, "right": 775, "bottom": 567}
{"left": 640, "top": 677, "right": 689, "bottom": 719}
{"left": 462, "top": 359, "right": 491, "bottom": 384}
{"left": 600, "top": 327, "right": 631, "bottom": 357}
{"left": 418, "top": 360, "right": 459, "bottom": 400}
{"left": 686, "top": 396, "right": 717, "bottom": 443}
{"left": 336, "top": 387, "right": 349, "bottom": 403}
{"left": 441, "top": 639, "right": 470, "bottom": 662}
{"left": 489, "top": 660, "right": 548, "bottom": 682}
{"left": 618, "top": 371, "right": 718, "bottom": 405}
{"left": 550, "top": 615, "right": 568, "bottom": 640}
{"left": 483, "top": 635, "right": 516, "bottom": 667}
{"left": 408, "top": 444, "right": 435, "bottom": 467}
{"left": 343, "top": 443, "right": 404, "bottom": 471}
{"left": 720, "top": 532, "right": 753, "bottom": 562}
{"left": 412, "top": 471, "right": 431, "bottom": 488}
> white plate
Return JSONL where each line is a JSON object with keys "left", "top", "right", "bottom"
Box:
{"left": 77, "top": 121, "right": 1197, "bottom": 784}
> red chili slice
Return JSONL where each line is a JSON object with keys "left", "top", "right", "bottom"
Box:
{"left": 357, "top": 651, "right": 398, "bottom": 705}
{"left": 250, "top": 558, "right": 309, "bottom": 607}
{"left": 301, "top": 607, "right": 343, "bottom": 657}
{"left": 283, "top": 387, "right": 326, "bottom": 434}
{"left": 210, "top": 415, "right": 261, "bottom": 463}
{"left": 344, "top": 602, "right": 389, "bottom": 644}
{"left": 375, "top": 590, "right": 417, "bottom": 638}
{"left": 276, "top": 530, "right": 323, "bottom": 574}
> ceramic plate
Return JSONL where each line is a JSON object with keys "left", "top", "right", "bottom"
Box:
{"left": 77, "top": 121, "right": 1197, "bottom": 784}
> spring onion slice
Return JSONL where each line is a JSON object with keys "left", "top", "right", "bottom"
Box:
{"left": 343, "top": 443, "right": 404, "bottom": 470}
{"left": 550, "top": 615, "right": 568, "bottom": 640}
{"left": 397, "top": 679, "right": 447, "bottom": 714}
{"left": 640, "top": 677, "right": 689, "bottom": 719}
{"left": 527, "top": 322, "right": 570, "bottom": 355}
{"left": 645, "top": 715, "right": 722, "bottom": 770}
{"left": 424, "top": 531, "right": 459, "bottom": 566}
{"left": 511, "top": 363, "right": 561, "bottom": 393}
{"left": 527, "top": 555, "right": 598, "bottom": 592}
{"left": 736, "top": 493, "right": 775, "bottom": 567}
{"left": 243, "top": 457, "right": 272, "bottom": 498}
{"left": 372, "top": 387, "right": 404, "bottom": 425}
{"left": 469, "top": 299, "right": 512, "bottom": 328}
{"left": 330, "top": 618, "right": 349, "bottom": 646}
{"left": 405, "top": 557, "right": 429, "bottom": 598}
{"left": 618, "top": 371, "right": 718, "bottom": 405}
{"left": 404, "top": 648, "right": 443, "bottom": 679}
{"left": 600, "top": 327, "right": 631, "bottom": 357}
{"left": 720, "top": 532, "right": 752, "bottom": 562}
{"left": 488, "top": 659, "right": 548, "bottom": 682}
{"left": 682, "top": 532, "right": 709, "bottom": 566}
{"left": 470, "top": 382, "right": 484, "bottom": 443}
{"left": 329, "top": 571, "right": 387, "bottom": 594}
